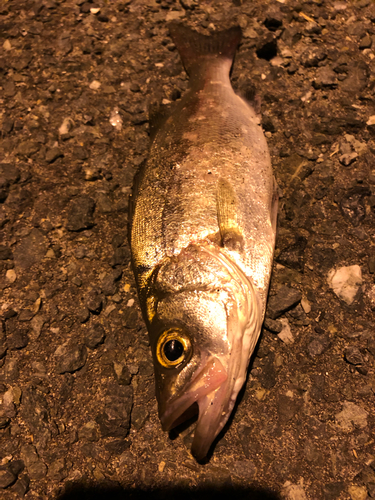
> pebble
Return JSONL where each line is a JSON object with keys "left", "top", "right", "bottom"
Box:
{"left": 5, "top": 269, "right": 16, "bottom": 283}
{"left": 77, "top": 307, "right": 90, "bottom": 323}
{"left": 277, "top": 318, "right": 294, "bottom": 344}
{"left": 327, "top": 265, "right": 362, "bottom": 305}
{"left": 54, "top": 343, "right": 87, "bottom": 374}
{"left": 78, "top": 421, "right": 100, "bottom": 442}
{"left": 335, "top": 402, "right": 368, "bottom": 431}
{"left": 47, "top": 458, "right": 68, "bottom": 482}
{"left": 131, "top": 406, "right": 149, "bottom": 431}
{"left": 96, "top": 192, "right": 113, "bottom": 214}
{"left": 314, "top": 66, "right": 337, "bottom": 88}
{"left": 339, "top": 152, "right": 358, "bottom": 166}
{"left": 308, "top": 339, "right": 326, "bottom": 357}
{"left": 17, "top": 140, "right": 40, "bottom": 157}
{"left": 348, "top": 485, "right": 368, "bottom": 500}
{"left": 266, "top": 286, "right": 302, "bottom": 319}
{"left": 276, "top": 236, "right": 307, "bottom": 272}
{"left": 84, "top": 323, "right": 105, "bottom": 349}
{"left": 113, "top": 361, "right": 132, "bottom": 386}
{"left": 101, "top": 268, "right": 122, "bottom": 296}
{"left": 86, "top": 289, "right": 103, "bottom": 313}
{"left": 344, "top": 346, "right": 364, "bottom": 365}
{"left": 89, "top": 80, "right": 101, "bottom": 90}
{"left": 0, "top": 245, "right": 12, "bottom": 260}
{"left": 96, "top": 383, "right": 133, "bottom": 438}
{"left": 20, "top": 444, "right": 47, "bottom": 480}
{"left": 263, "top": 317, "right": 283, "bottom": 333}
{"left": 65, "top": 196, "right": 95, "bottom": 232}
{"left": 58, "top": 117, "right": 74, "bottom": 136}
{"left": 45, "top": 148, "right": 63, "bottom": 164}
{"left": 0, "top": 466, "right": 16, "bottom": 488}
{"left": 231, "top": 459, "right": 257, "bottom": 480}
{"left": 282, "top": 480, "right": 308, "bottom": 500}
{"left": 13, "top": 229, "right": 48, "bottom": 269}
{"left": 339, "top": 186, "right": 370, "bottom": 226}
{"left": 300, "top": 47, "right": 326, "bottom": 67}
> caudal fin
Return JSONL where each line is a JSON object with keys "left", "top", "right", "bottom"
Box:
{"left": 169, "top": 23, "right": 242, "bottom": 82}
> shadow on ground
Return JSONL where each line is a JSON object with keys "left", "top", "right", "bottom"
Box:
{"left": 56, "top": 482, "right": 282, "bottom": 500}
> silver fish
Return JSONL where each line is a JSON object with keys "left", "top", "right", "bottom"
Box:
{"left": 129, "top": 23, "right": 278, "bottom": 460}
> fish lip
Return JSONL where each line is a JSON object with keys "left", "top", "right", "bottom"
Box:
{"left": 159, "top": 356, "right": 228, "bottom": 432}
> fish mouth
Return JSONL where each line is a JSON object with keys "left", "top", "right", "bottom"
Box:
{"left": 160, "top": 356, "right": 236, "bottom": 461}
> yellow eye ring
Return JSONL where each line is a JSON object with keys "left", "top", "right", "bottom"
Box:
{"left": 156, "top": 329, "right": 191, "bottom": 368}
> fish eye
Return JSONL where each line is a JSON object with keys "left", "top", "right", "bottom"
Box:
{"left": 156, "top": 329, "right": 191, "bottom": 368}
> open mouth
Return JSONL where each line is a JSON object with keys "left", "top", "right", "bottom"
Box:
{"left": 159, "top": 356, "right": 231, "bottom": 460}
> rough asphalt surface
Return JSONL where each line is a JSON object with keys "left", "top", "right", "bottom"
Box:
{"left": 0, "top": 0, "right": 375, "bottom": 499}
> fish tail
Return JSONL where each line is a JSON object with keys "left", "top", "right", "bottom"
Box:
{"left": 169, "top": 23, "right": 242, "bottom": 82}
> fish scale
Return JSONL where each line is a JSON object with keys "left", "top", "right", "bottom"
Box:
{"left": 129, "top": 23, "right": 278, "bottom": 460}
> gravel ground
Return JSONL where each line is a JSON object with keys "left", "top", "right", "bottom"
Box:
{"left": 0, "top": 1, "right": 375, "bottom": 499}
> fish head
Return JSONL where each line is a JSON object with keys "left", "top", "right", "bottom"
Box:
{"left": 147, "top": 245, "right": 261, "bottom": 460}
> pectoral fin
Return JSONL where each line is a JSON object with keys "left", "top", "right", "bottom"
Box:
{"left": 216, "top": 178, "right": 244, "bottom": 252}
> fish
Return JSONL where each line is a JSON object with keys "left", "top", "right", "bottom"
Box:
{"left": 129, "top": 23, "right": 278, "bottom": 461}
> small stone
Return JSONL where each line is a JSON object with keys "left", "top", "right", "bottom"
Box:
{"left": 231, "top": 460, "right": 257, "bottom": 480}
{"left": 86, "top": 290, "right": 103, "bottom": 313}
{"left": 96, "top": 192, "right": 113, "bottom": 214}
{"left": 0, "top": 245, "right": 12, "bottom": 260}
{"left": 301, "top": 298, "right": 311, "bottom": 314}
{"left": 277, "top": 318, "right": 294, "bottom": 344}
{"left": 359, "top": 34, "right": 372, "bottom": 49}
{"left": 101, "top": 268, "right": 122, "bottom": 296}
{"left": 71, "top": 276, "right": 82, "bottom": 287}
{"left": 20, "top": 444, "right": 47, "bottom": 480}
{"left": 45, "top": 148, "right": 63, "bottom": 164}
{"left": 277, "top": 236, "right": 307, "bottom": 272}
{"left": 180, "top": 0, "right": 197, "bottom": 9}
{"left": 28, "top": 315, "right": 44, "bottom": 343}
{"left": 13, "top": 229, "right": 48, "bottom": 269}
{"left": 5, "top": 269, "right": 16, "bottom": 283}
{"left": 277, "top": 393, "right": 299, "bottom": 423}
{"left": 0, "top": 466, "right": 16, "bottom": 488}
{"left": 263, "top": 317, "right": 283, "bottom": 333}
{"left": 54, "top": 343, "right": 87, "bottom": 374}
{"left": 339, "top": 152, "right": 358, "bottom": 166}
{"left": 327, "top": 265, "right": 362, "bottom": 305}
{"left": 58, "top": 117, "right": 74, "bottom": 135}
{"left": 114, "top": 361, "right": 132, "bottom": 386}
{"left": 96, "top": 383, "right": 133, "bottom": 438}
{"left": 78, "top": 421, "right": 100, "bottom": 442}
{"left": 47, "top": 458, "right": 68, "bottom": 482}
{"left": 84, "top": 323, "right": 105, "bottom": 349}
{"left": 282, "top": 481, "right": 308, "bottom": 500}
{"left": 300, "top": 47, "right": 326, "bottom": 67}
{"left": 348, "top": 485, "right": 368, "bottom": 500}
{"left": 266, "top": 286, "right": 302, "bottom": 319}
{"left": 17, "top": 141, "right": 40, "bottom": 157}
{"left": 65, "top": 196, "right": 95, "bottom": 232}
{"left": 89, "top": 80, "right": 101, "bottom": 90}
{"left": 308, "top": 339, "right": 325, "bottom": 357}
{"left": 340, "top": 186, "right": 371, "bottom": 226}
{"left": 131, "top": 406, "right": 149, "bottom": 430}
{"left": 344, "top": 347, "right": 364, "bottom": 365}
{"left": 335, "top": 401, "right": 368, "bottom": 431}
{"left": 10, "top": 475, "right": 29, "bottom": 497}
{"left": 165, "top": 10, "right": 185, "bottom": 21}
{"left": 129, "top": 83, "right": 140, "bottom": 93}
{"left": 314, "top": 66, "right": 337, "bottom": 88}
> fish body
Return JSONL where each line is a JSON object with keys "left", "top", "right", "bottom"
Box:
{"left": 129, "top": 23, "right": 278, "bottom": 460}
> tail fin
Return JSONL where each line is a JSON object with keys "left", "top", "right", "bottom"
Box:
{"left": 169, "top": 23, "right": 242, "bottom": 81}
